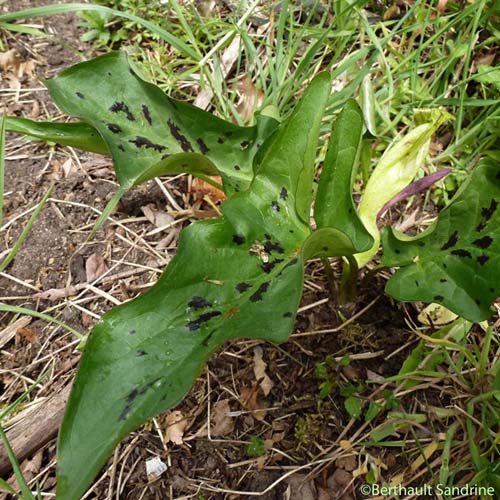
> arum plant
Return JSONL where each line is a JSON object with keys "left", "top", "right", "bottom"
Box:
{"left": 2, "top": 52, "right": 499, "bottom": 499}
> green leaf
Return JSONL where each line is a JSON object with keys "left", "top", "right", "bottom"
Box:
{"left": 365, "top": 401, "right": 383, "bottom": 423}
{"left": 3, "top": 116, "right": 108, "bottom": 154}
{"left": 344, "top": 396, "right": 363, "bottom": 419}
{"left": 397, "top": 319, "right": 471, "bottom": 389}
{"left": 302, "top": 227, "right": 361, "bottom": 259}
{"left": 318, "top": 380, "right": 334, "bottom": 399}
{"left": 369, "top": 413, "right": 426, "bottom": 443}
{"left": 44, "top": 51, "right": 278, "bottom": 194}
{"left": 369, "top": 421, "right": 400, "bottom": 442}
{"left": 473, "top": 65, "right": 500, "bottom": 90}
{"left": 381, "top": 160, "right": 500, "bottom": 322}
{"left": 356, "top": 109, "right": 453, "bottom": 267}
{"left": 314, "top": 99, "right": 373, "bottom": 254}
{"left": 56, "top": 71, "right": 331, "bottom": 500}
{"left": 246, "top": 436, "right": 266, "bottom": 457}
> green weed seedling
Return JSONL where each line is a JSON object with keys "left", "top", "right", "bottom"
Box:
{"left": 2, "top": 52, "right": 500, "bottom": 499}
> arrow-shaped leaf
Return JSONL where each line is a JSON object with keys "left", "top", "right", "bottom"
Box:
{"left": 56, "top": 72, "right": 331, "bottom": 500}
{"left": 381, "top": 160, "right": 500, "bottom": 322}
{"left": 314, "top": 99, "right": 373, "bottom": 255}
{"left": 44, "top": 51, "right": 278, "bottom": 194}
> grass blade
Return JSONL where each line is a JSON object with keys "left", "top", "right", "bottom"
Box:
{"left": 0, "top": 478, "right": 15, "bottom": 495}
{"left": 0, "top": 304, "right": 83, "bottom": 339}
{"left": 0, "top": 184, "right": 53, "bottom": 273}
{"left": 0, "top": 3, "right": 200, "bottom": 61}
{"left": 90, "top": 186, "right": 126, "bottom": 239}
{"left": 0, "top": 426, "right": 36, "bottom": 500}
{"left": 0, "top": 115, "right": 4, "bottom": 229}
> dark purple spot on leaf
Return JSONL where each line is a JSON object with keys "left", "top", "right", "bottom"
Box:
{"left": 128, "top": 329, "right": 136, "bottom": 335}
{"left": 434, "top": 295, "right": 444, "bottom": 302}
{"left": 261, "top": 258, "right": 284, "bottom": 274}
{"left": 283, "top": 312, "right": 292, "bottom": 318}
{"left": 188, "top": 296, "right": 212, "bottom": 309}
{"left": 477, "top": 255, "right": 489, "bottom": 266}
{"left": 109, "top": 101, "right": 135, "bottom": 121}
{"left": 126, "top": 388, "right": 140, "bottom": 403}
{"left": 107, "top": 123, "right": 122, "bottom": 134}
{"left": 218, "top": 137, "right": 225, "bottom": 144}
{"left": 473, "top": 236, "right": 493, "bottom": 249}
{"left": 280, "top": 187, "right": 288, "bottom": 200}
{"left": 263, "top": 240, "right": 284, "bottom": 254}
{"left": 118, "top": 384, "right": 151, "bottom": 420}
{"left": 451, "top": 249, "right": 472, "bottom": 258}
{"left": 202, "top": 330, "right": 216, "bottom": 346}
{"left": 440, "top": 278, "right": 447, "bottom": 283}
{"left": 136, "top": 350, "right": 146, "bottom": 357}
{"left": 196, "top": 138, "right": 209, "bottom": 154}
{"left": 187, "top": 311, "right": 222, "bottom": 331}
{"left": 118, "top": 144, "right": 125, "bottom": 152}
{"left": 441, "top": 230, "right": 458, "bottom": 250}
{"left": 119, "top": 404, "right": 132, "bottom": 421}
{"left": 240, "top": 140, "right": 250, "bottom": 149}
{"left": 141, "top": 104, "right": 152, "bottom": 125}
{"left": 395, "top": 249, "right": 401, "bottom": 254}
{"left": 481, "top": 199, "right": 498, "bottom": 221}
{"left": 271, "top": 200, "right": 280, "bottom": 212}
{"left": 476, "top": 222, "right": 486, "bottom": 232}
{"left": 415, "top": 280, "right": 419, "bottom": 287}
{"left": 161, "top": 153, "right": 170, "bottom": 160}
{"left": 475, "top": 299, "right": 481, "bottom": 305}
{"left": 322, "top": 246, "right": 328, "bottom": 252}
{"left": 224, "top": 131, "right": 233, "bottom": 137}
{"left": 235, "top": 282, "right": 251, "bottom": 293}
{"left": 234, "top": 165, "right": 241, "bottom": 171}
{"left": 167, "top": 119, "right": 193, "bottom": 152}
{"left": 233, "top": 234, "right": 246, "bottom": 245}
{"left": 490, "top": 287, "right": 495, "bottom": 293}
{"left": 76, "top": 92, "right": 85, "bottom": 99}
{"left": 250, "top": 282, "right": 270, "bottom": 302}
{"left": 129, "top": 136, "right": 166, "bottom": 152}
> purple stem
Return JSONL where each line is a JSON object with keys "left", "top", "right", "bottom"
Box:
{"left": 377, "top": 169, "right": 451, "bottom": 221}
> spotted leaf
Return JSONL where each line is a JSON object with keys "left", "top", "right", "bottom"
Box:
{"left": 56, "top": 72, "right": 331, "bottom": 500}
{"left": 381, "top": 160, "right": 500, "bottom": 322}
{"left": 43, "top": 51, "right": 278, "bottom": 195}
